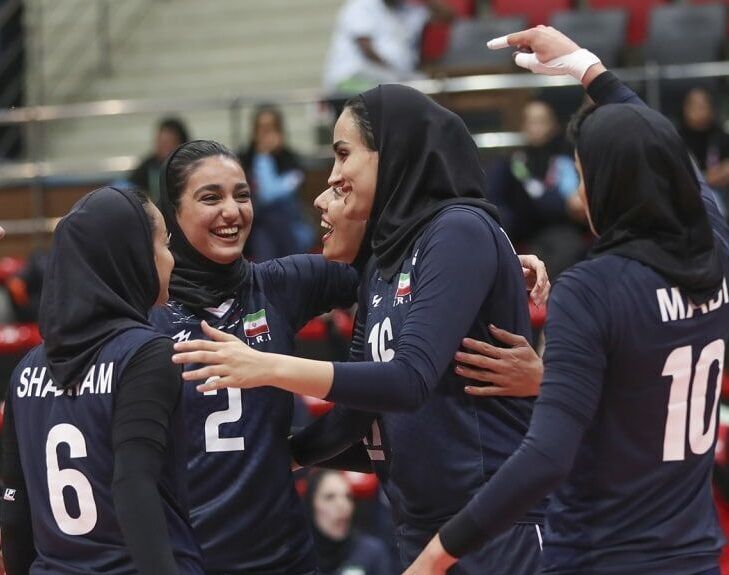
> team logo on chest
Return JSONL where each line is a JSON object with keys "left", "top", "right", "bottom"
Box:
{"left": 243, "top": 309, "right": 272, "bottom": 344}
{"left": 172, "top": 329, "right": 192, "bottom": 343}
{"left": 394, "top": 272, "right": 412, "bottom": 306}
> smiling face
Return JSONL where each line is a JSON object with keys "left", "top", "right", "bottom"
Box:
{"left": 175, "top": 156, "right": 253, "bottom": 264}
{"left": 314, "top": 187, "right": 367, "bottom": 263}
{"left": 312, "top": 472, "right": 354, "bottom": 541}
{"left": 327, "top": 107, "right": 379, "bottom": 222}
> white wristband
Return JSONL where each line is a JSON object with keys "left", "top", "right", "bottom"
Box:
{"left": 513, "top": 48, "right": 601, "bottom": 81}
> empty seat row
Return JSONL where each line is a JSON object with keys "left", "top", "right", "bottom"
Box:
{"left": 437, "top": 2, "right": 727, "bottom": 72}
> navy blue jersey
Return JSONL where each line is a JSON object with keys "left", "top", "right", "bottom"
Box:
{"left": 538, "top": 185, "right": 729, "bottom": 574}
{"left": 440, "top": 73, "right": 729, "bottom": 574}
{"left": 8, "top": 328, "right": 202, "bottom": 575}
{"left": 335, "top": 206, "right": 545, "bottom": 530}
{"left": 149, "top": 255, "right": 358, "bottom": 573}
{"left": 545, "top": 71, "right": 729, "bottom": 574}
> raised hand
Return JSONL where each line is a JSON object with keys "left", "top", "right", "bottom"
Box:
{"left": 488, "top": 25, "right": 605, "bottom": 83}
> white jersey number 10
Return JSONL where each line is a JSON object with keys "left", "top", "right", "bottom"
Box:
{"left": 662, "top": 339, "right": 725, "bottom": 462}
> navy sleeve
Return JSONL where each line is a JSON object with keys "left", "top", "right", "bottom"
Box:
{"left": 310, "top": 442, "right": 373, "bottom": 473}
{"left": 262, "top": 255, "right": 359, "bottom": 331}
{"left": 1, "top": 391, "right": 37, "bottom": 575}
{"left": 111, "top": 338, "right": 182, "bottom": 575}
{"left": 289, "top": 281, "right": 376, "bottom": 468}
{"left": 586, "top": 70, "right": 643, "bottom": 106}
{"left": 327, "top": 209, "right": 498, "bottom": 411}
{"left": 289, "top": 405, "right": 376, "bottom": 467}
{"left": 438, "top": 268, "right": 611, "bottom": 556}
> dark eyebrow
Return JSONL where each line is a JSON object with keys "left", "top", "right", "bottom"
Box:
{"left": 333, "top": 140, "right": 348, "bottom": 153}
{"left": 193, "top": 182, "right": 250, "bottom": 197}
{"left": 193, "top": 184, "right": 223, "bottom": 197}
{"left": 234, "top": 182, "right": 251, "bottom": 192}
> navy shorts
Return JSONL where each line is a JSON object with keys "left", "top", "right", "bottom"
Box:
{"left": 397, "top": 522, "right": 543, "bottom": 575}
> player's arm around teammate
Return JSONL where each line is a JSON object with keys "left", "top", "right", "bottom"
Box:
{"left": 174, "top": 83, "right": 554, "bottom": 573}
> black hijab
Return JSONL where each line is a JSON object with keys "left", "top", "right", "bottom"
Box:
{"left": 158, "top": 140, "right": 250, "bottom": 311}
{"left": 39, "top": 187, "right": 159, "bottom": 390}
{"left": 358, "top": 84, "right": 500, "bottom": 281}
{"left": 579, "top": 104, "right": 723, "bottom": 303}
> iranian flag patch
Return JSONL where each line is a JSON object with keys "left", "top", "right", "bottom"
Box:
{"left": 395, "top": 273, "right": 412, "bottom": 297}
{"left": 244, "top": 309, "right": 269, "bottom": 337}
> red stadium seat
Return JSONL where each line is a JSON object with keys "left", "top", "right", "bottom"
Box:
{"left": 491, "top": 0, "right": 572, "bottom": 28}
{"left": 421, "top": 0, "right": 477, "bottom": 61}
{"left": 588, "top": 0, "right": 667, "bottom": 45}
{"left": 296, "top": 318, "right": 329, "bottom": 341}
{"left": 295, "top": 470, "right": 380, "bottom": 500}
{"left": 343, "top": 471, "right": 379, "bottom": 499}
{"left": 296, "top": 311, "right": 354, "bottom": 342}
{"left": 529, "top": 300, "right": 547, "bottom": 330}
{"left": 300, "top": 395, "right": 334, "bottom": 417}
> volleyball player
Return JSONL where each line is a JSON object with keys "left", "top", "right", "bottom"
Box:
{"left": 1, "top": 187, "right": 204, "bottom": 574}
{"left": 151, "top": 138, "right": 549, "bottom": 574}
{"left": 404, "top": 27, "right": 729, "bottom": 575}
{"left": 173, "top": 87, "right": 548, "bottom": 574}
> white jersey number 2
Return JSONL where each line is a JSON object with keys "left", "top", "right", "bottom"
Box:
{"left": 662, "top": 339, "right": 725, "bottom": 461}
{"left": 46, "top": 424, "right": 98, "bottom": 535}
{"left": 204, "top": 387, "right": 246, "bottom": 452}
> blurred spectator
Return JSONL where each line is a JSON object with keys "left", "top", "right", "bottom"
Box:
{"left": 487, "top": 99, "right": 587, "bottom": 277}
{"left": 323, "top": 0, "right": 454, "bottom": 94}
{"left": 240, "top": 105, "right": 313, "bottom": 261}
{"left": 129, "top": 117, "right": 190, "bottom": 202}
{"left": 679, "top": 87, "right": 729, "bottom": 206}
{"left": 6, "top": 249, "right": 49, "bottom": 323}
{"left": 305, "top": 470, "right": 395, "bottom": 575}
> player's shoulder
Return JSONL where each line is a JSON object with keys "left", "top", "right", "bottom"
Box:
{"left": 424, "top": 205, "right": 499, "bottom": 243}
{"left": 256, "top": 254, "right": 335, "bottom": 287}
{"left": 11, "top": 344, "right": 45, "bottom": 379}
{"left": 149, "top": 300, "right": 187, "bottom": 325}
{"left": 552, "top": 255, "right": 631, "bottom": 304}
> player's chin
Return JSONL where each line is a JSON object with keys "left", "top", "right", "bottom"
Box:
{"left": 322, "top": 241, "right": 355, "bottom": 264}
{"left": 207, "top": 239, "right": 246, "bottom": 264}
